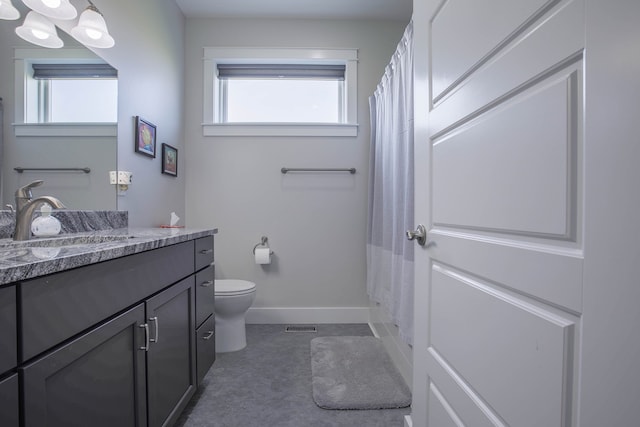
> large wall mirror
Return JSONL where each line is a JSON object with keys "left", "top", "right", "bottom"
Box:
{"left": 0, "top": 4, "right": 117, "bottom": 211}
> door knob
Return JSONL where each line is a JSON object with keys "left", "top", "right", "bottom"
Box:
{"left": 406, "top": 224, "right": 427, "bottom": 246}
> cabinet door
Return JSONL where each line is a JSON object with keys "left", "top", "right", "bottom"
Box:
{"left": 146, "top": 277, "right": 196, "bottom": 427}
{"left": 0, "top": 286, "right": 16, "bottom": 374}
{"left": 0, "top": 373, "right": 19, "bottom": 427}
{"left": 21, "top": 304, "right": 147, "bottom": 427}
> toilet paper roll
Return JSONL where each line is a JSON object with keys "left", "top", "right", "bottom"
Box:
{"left": 254, "top": 247, "right": 271, "bottom": 265}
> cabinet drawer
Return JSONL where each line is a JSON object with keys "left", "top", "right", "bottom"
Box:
{"left": 195, "top": 236, "right": 214, "bottom": 271}
{"left": 196, "top": 315, "right": 216, "bottom": 385}
{"left": 195, "top": 265, "right": 214, "bottom": 327}
{"left": 0, "top": 373, "right": 19, "bottom": 427}
{"left": 20, "top": 241, "right": 195, "bottom": 362}
{"left": 0, "top": 286, "right": 16, "bottom": 374}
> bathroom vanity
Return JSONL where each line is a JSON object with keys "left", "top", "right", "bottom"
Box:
{"left": 0, "top": 226, "right": 217, "bottom": 427}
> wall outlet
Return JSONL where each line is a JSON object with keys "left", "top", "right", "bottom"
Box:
{"left": 109, "top": 171, "right": 133, "bottom": 185}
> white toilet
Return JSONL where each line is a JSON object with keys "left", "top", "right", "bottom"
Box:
{"left": 215, "top": 279, "right": 256, "bottom": 353}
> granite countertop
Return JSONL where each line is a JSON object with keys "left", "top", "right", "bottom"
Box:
{"left": 0, "top": 227, "right": 217, "bottom": 286}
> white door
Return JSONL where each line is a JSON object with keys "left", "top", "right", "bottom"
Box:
{"left": 411, "top": 0, "right": 640, "bottom": 425}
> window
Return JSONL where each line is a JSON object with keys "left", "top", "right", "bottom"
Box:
{"left": 30, "top": 63, "right": 117, "bottom": 123}
{"left": 203, "top": 48, "right": 358, "bottom": 137}
{"left": 218, "top": 64, "right": 345, "bottom": 123}
{"left": 14, "top": 48, "right": 118, "bottom": 137}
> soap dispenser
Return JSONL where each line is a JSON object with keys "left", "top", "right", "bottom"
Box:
{"left": 31, "top": 203, "right": 61, "bottom": 237}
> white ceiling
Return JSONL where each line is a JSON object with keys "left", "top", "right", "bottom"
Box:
{"left": 174, "top": 0, "right": 412, "bottom": 21}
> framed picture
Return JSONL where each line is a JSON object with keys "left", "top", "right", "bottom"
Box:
{"left": 161, "top": 143, "right": 178, "bottom": 176}
{"left": 135, "top": 116, "right": 156, "bottom": 158}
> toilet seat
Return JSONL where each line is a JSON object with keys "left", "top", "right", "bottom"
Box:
{"left": 215, "top": 279, "right": 256, "bottom": 296}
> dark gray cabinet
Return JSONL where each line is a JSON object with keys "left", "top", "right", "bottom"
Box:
{"left": 21, "top": 304, "right": 148, "bottom": 427}
{"left": 11, "top": 234, "right": 215, "bottom": 427}
{"left": 146, "top": 277, "right": 196, "bottom": 427}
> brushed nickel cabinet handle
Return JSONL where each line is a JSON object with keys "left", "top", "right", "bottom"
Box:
{"left": 200, "top": 280, "right": 213, "bottom": 287}
{"left": 202, "top": 331, "right": 214, "bottom": 340}
{"left": 139, "top": 323, "right": 149, "bottom": 351}
{"left": 199, "top": 249, "right": 213, "bottom": 255}
{"left": 149, "top": 316, "right": 159, "bottom": 343}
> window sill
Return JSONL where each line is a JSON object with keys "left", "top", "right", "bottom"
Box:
{"left": 13, "top": 123, "right": 117, "bottom": 137}
{"left": 202, "top": 123, "right": 358, "bottom": 137}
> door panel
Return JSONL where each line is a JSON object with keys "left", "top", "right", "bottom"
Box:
{"left": 427, "top": 363, "right": 500, "bottom": 427}
{"left": 429, "top": 265, "right": 574, "bottom": 427}
{"left": 427, "top": 383, "right": 465, "bottom": 427}
{"left": 433, "top": 68, "right": 579, "bottom": 237}
{"left": 432, "top": 0, "right": 557, "bottom": 101}
{"left": 427, "top": 231, "right": 583, "bottom": 313}
{"left": 430, "top": 0, "right": 584, "bottom": 136}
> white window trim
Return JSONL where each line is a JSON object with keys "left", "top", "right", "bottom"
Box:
{"left": 13, "top": 48, "right": 116, "bottom": 137}
{"left": 202, "top": 47, "right": 359, "bottom": 137}
{"left": 13, "top": 123, "right": 117, "bottom": 137}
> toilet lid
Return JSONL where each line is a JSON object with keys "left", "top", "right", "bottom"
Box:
{"left": 216, "top": 279, "right": 256, "bottom": 296}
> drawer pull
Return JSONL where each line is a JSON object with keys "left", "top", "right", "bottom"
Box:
{"left": 200, "top": 280, "right": 213, "bottom": 287}
{"left": 199, "top": 249, "right": 213, "bottom": 255}
{"left": 202, "top": 331, "right": 214, "bottom": 340}
{"left": 149, "top": 316, "right": 159, "bottom": 343}
{"left": 139, "top": 323, "right": 149, "bottom": 351}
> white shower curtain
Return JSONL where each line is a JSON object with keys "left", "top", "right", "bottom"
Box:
{"left": 367, "top": 21, "right": 414, "bottom": 345}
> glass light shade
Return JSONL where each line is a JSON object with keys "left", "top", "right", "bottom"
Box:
{"left": 21, "top": 0, "right": 77, "bottom": 20}
{"left": 71, "top": 7, "right": 114, "bottom": 48}
{"left": 0, "top": 0, "right": 20, "bottom": 20}
{"left": 15, "top": 11, "right": 63, "bottom": 48}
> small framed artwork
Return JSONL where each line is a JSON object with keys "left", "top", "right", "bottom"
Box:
{"left": 135, "top": 116, "right": 156, "bottom": 158}
{"left": 161, "top": 143, "right": 178, "bottom": 177}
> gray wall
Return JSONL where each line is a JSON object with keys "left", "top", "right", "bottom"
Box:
{"left": 85, "top": 0, "right": 186, "bottom": 227}
{"left": 184, "top": 18, "right": 407, "bottom": 319}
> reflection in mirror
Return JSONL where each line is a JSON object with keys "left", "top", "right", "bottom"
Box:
{"left": 0, "top": 8, "right": 117, "bottom": 212}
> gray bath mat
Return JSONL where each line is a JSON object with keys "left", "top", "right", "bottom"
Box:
{"left": 310, "top": 336, "right": 411, "bottom": 410}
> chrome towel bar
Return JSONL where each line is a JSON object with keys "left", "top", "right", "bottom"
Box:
{"left": 15, "top": 167, "right": 91, "bottom": 174}
{"left": 281, "top": 167, "right": 356, "bottom": 174}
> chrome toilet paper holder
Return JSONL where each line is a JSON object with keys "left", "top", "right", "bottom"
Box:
{"left": 253, "top": 236, "right": 274, "bottom": 255}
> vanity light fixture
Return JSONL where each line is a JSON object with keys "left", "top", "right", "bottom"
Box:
{"left": 10, "top": 0, "right": 113, "bottom": 49}
{"left": 15, "top": 10, "right": 63, "bottom": 48}
{"left": 0, "top": 0, "right": 21, "bottom": 20}
{"left": 21, "top": 0, "right": 77, "bottom": 20}
{"left": 70, "top": 0, "right": 114, "bottom": 48}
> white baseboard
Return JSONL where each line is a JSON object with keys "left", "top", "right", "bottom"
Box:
{"left": 245, "top": 307, "right": 369, "bottom": 324}
{"left": 404, "top": 415, "right": 413, "bottom": 427}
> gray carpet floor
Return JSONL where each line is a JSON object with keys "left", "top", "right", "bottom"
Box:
{"left": 175, "top": 324, "right": 411, "bottom": 427}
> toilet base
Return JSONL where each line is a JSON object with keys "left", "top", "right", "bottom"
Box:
{"left": 215, "top": 316, "right": 247, "bottom": 353}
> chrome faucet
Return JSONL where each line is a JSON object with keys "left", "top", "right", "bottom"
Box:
{"left": 14, "top": 180, "right": 66, "bottom": 241}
